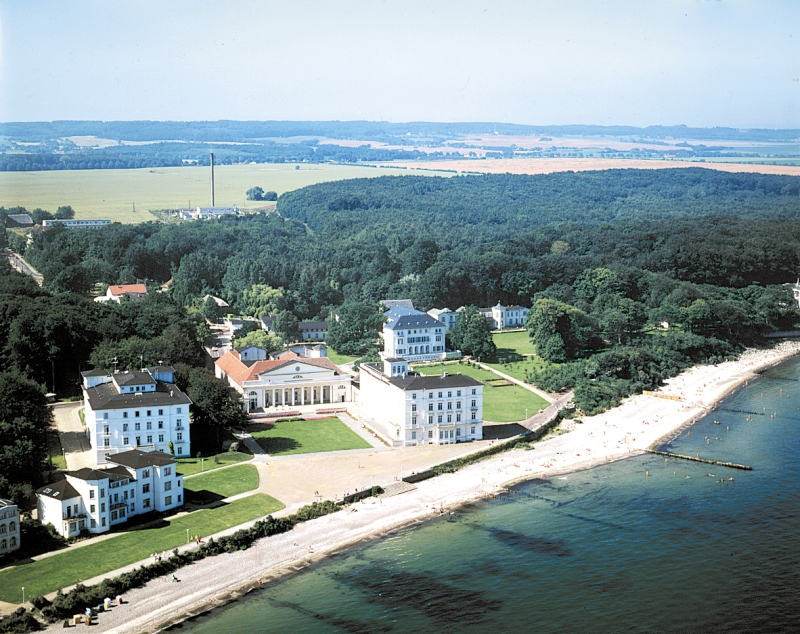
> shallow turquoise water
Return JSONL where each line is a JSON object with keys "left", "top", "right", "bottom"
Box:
{"left": 179, "top": 358, "right": 800, "bottom": 633}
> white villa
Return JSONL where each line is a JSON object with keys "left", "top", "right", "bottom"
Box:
{"left": 215, "top": 347, "right": 352, "bottom": 412}
{"left": 383, "top": 306, "right": 448, "bottom": 363}
{"left": 358, "top": 358, "right": 483, "bottom": 446}
{"left": 427, "top": 307, "right": 459, "bottom": 331}
{"left": 36, "top": 450, "right": 182, "bottom": 538}
{"left": 0, "top": 499, "right": 20, "bottom": 555}
{"left": 473, "top": 303, "right": 530, "bottom": 329}
{"left": 81, "top": 366, "right": 192, "bottom": 465}
{"left": 93, "top": 283, "right": 148, "bottom": 304}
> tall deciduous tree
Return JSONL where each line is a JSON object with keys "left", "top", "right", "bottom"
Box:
{"left": 186, "top": 368, "right": 247, "bottom": 447}
{"left": 326, "top": 301, "right": 385, "bottom": 356}
{"left": 274, "top": 310, "right": 300, "bottom": 344}
{"left": 450, "top": 306, "right": 496, "bottom": 361}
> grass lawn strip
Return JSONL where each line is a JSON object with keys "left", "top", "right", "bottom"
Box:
{"left": 414, "top": 362, "right": 549, "bottom": 423}
{"left": 183, "top": 464, "right": 260, "bottom": 500}
{"left": 0, "top": 494, "right": 284, "bottom": 602}
{"left": 250, "top": 417, "right": 371, "bottom": 455}
{"left": 485, "top": 356, "right": 550, "bottom": 383}
{"left": 492, "top": 330, "right": 537, "bottom": 355}
{"left": 326, "top": 350, "right": 359, "bottom": 367}
{"left": 175, "top": 451, "right": 250, "bottom": 476}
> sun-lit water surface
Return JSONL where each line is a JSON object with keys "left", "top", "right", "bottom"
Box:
{"left": 179, "top": 358, "right": 800, "bottom": 634}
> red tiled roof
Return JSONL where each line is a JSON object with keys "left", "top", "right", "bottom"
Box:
{"left": 109, "top": 284, "right": 147, "bottom": 296}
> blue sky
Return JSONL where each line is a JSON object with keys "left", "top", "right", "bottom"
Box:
{"left": 1, "top": 0, "right": 798, "bottom": 127}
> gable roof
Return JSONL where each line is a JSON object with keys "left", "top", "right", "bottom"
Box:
{"left": 381, "top": 299, "right": 414, "bottom": 311}
{"left": 84, "top": 379, "right": 191, "bottom": 410}
{"left": 37, "top": 478, "right": 80, "bottom": 500}
{"left": 109, "top": 284, "right": 147, "bottom": 296}
{"left": 385, "top": 307, "right": 441, "bottom": 331}
{"left": 298, "top": 321, "right": 328, "bottom": 331}
{"left": 216, "top": 349, "right": 345, "bottom": 387}
{"left": 108, "top": 449, "right": 175, "bottom": 469}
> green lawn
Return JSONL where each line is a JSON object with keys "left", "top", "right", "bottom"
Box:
{"left": 492, "top": 330, "right": 537, "bottom": 355}
{"left": 0, "top": 494, "right": 284, "bottom": 602}
{"left": 183, "top": 464, "right": 259, "bottom": 503}
{"left": 250, "top": 417, "right": 371, "bottom": 455}
{"left": 485, "top": 356, "right": 550, "bottom": 383}
{"left": 413, "top": 361, "right": 549, "bottom": 423}
{"left": 326, "top": 350, "right": 359, "bottom": 367}
{"left": 176, "top": 451, "right": 251, "bottom": 476}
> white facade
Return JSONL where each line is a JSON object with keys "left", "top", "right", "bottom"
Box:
{"left": 36, "top": 451, "right": 183, "bottom": 538}
{"left": 491, "top": 303, "right": 530, "bottom": 329}
{"left": 383, "top": 307, "right": 448, "bottom": 363}
{"left": 0, "top": 499, "right": 20, "bottom": 555}
{"left": 42, "top": 218, "right": 111, "bottom": 230}
{"left": 216, "top": 348, "right": 352, "bottom": 412}
{"left": 427, "top": 308, "right": 459, "bottom": 332}
{"left": 82, "top": 367, "right": 192, "bottom": 466}
{"left": 358, "top": 359, "right": 483, "bottom": 446}
{"left": 298, "top": 321, "right": 328, "bottom": 341}
{"left": 793, "top": 280, "right": 800, "bottom": 308}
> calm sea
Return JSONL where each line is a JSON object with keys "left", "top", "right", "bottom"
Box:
{"left": 179, "top": 357, "right": 800, "bottom": 634}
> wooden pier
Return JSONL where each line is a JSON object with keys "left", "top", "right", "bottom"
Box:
{"left": 646, "top": 449, "right": 752, "bottom": 470}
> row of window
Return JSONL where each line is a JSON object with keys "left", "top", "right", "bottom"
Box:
{"left": 411, "top": 412, "right": 478, "bottom": 425}
{"left": 111, "top": 407, "right": 182, "bottom": 419}
{"left": 409, "top": 426, "right": 477, "bottom": 441}
{"left": 412, "top": 389, "right": 478, "bottom": 399}
{"left": 0, "top": 522, "right": 16, "bottom": 533}
{"left": 0, "top": 537, "right": 17, "bottom": 549}
{"left": 115, "top": 432, "right": 183, "bottom": 447}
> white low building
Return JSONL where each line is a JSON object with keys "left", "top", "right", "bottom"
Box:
{"left": 358, "top": 358, "right": 483, "bottom": 446}
{"left": 215, "top": 347, "right": 352, "bottom": 412}
{"left": 298, "top": 320, "right": 328, "bottom": 341}
{"left": 0, "top": 499, "right": 20, "bottom": 556}
{"left": 94, "top": 283, "right": 148, "bottom": 304}
{"left": 383, "top": 306, "right": 448, "bottom": 363}
{"left": 427, "top": 307, "right": 459, "bottom": 331}
{"left": 465, "top": 303, "right": 530, "bottom": 329}
{"left": 36, "top": 450, "right": 183, "bottom": 538}
{"left": 81, "top": 366, "right": 192, "bottom": 465}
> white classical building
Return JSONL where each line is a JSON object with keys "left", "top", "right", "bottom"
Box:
{"left": 358, "top": 358, "right": 483, "bottom": 446}
{"left": 36, "top": 450, "right": 182, "bottom": 538}
{"left": 467, "top": 303, "right": 530, "bottom": 329}
{"left": 81, "top": 366, "right": 192, "bottom": 465}
{"left": 215, "top": 348, "right": 352, "bottom": 412}
{"left": 383, "top": 306, "right": 448, "bottom": 363}
{"left": 0, "top": 499, "right": 20, "bottom": 556}
{"left": 427, "top": 307, "right": 459, "bottom": 331}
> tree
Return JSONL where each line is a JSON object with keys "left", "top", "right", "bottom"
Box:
{"left": 30, "top": 208, "right": 54, "bottom": 224}
{"left": 0, "top": 372, "right": 52, "bottom": 506}
{"left": 246, "top": 186, "right": 265, "bottom": 201}
{"left": 186, "top": 368, "right": 247, "bottom": 446}
{"left": 54, "top": 205, "right": 75, "bottom": 219}
{"left": 232, "top": 320, "right": 259, "bottom": 343}
{"left": 526, "top": 298, "right": 598, "bottom": 363}
{"left": 450, "top": 306, "right": 496, "bottom": 360}
{"left": 242, "top": 284, "right": 286, "bottom": 319}
{"left": 326, "top": 301, "right": 385, "bottom": 356}
{"left": 264, "top": 190, "right": 278, "bottom": 201}
{"left": 234, "top": 329, "right": 281, "bottom": 354}
{"left": 202, "top": 296, "right": 221, "bottom": 323}
{"left": 274, "top": 309, "right": 300, "bottom": 344}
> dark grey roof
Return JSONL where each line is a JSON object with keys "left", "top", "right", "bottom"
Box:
{"left": 108, "top": 449, "right": 175, "bottom": 469}
{"left": 383, "top": 357, "right": 407, "bottom": 362}
{"left": 147, "top": 366, "right": 174, "bottom": 373}
{"left": 385, "top": 309, "right": 441, "bottom": 331}
{"left": 85, "top": 380, "right": 192, "bottom": 410}
{"left": 81, "top": 369, "right": 109, "bottom": 377}
{"left": 6, "top": 213, "right": 33, "bottom": 226}
{"left": 114, "top": 371, "right": 156, "bottom": 386}
{"left": 299, "top": 321, "right": 327, "bottom": 330}
{"left": 37, "top": 479, "right": 80, "bottom": 500}
{"left": 364, "top": 364, "right": 482, "bottom": 391}
{"left": 68, "top": 468, "right": 112, "bottom": 482}
{"left": 106, "top": 465, "right": 136, "bottom": 481}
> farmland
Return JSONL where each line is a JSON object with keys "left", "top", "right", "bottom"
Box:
{"left": 0, "top": 162, "right": 452, "bottom": 223}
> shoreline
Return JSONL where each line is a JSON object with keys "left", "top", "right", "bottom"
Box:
{"left": 42, "top": 341, "right": 800, "bottom": 634}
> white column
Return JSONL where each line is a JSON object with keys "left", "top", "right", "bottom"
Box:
{"left": 301, "top": 387, "right": 305, "bottom": 405}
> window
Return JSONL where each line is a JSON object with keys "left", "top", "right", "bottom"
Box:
{"left": 411, "top": 404, "right": 417, "bottom": 412}
{"left": 177, "top": 419, "right": 182, "bottom": 426}
{"left": 147, "top": 410, "right": 151, "bottom": 416}
{"left": 130, "top": 489, "right": 134, "bottom": 498}
{"left": 147, "top": 422, "right": 152, "bottom": 430}
{"left": 100, "top": 503, "right": 106, "bottom": 512}
{"left": 143, "top": 484, "right": 150, "bottom": 493}
{"left": 165, "top": 481, "right": 172, "bottom": 491}
{"left": 456, "top": 401, "right": 461, "bottom": 409}
{"left": 177, "top": 446, "right": 183, "bottom": 455}
{"left": 456, "top": 429, "right": 461, "bottom": 436}
{"left": 103, "top": 413, "right": 108, "bottom": 420}
{"left": 164, "top": 467, "right": 171, "bottom": 476}
{"left": 471, "top": 426, "right": 476, "bottom": 434}
{"left": 447, "top": 414, "right": 452, "bottom": 423}
{"left": 165, "top": 496, "right": 172, "bottom": 505}
{"left": 438, "top": 392, "right": 442, "bottom": 398}
{"left": 89, "top": 490, "right": 95, "bottom": 499}
{"left": 457, "top": 390, "right": 461, "bottom": 397}
{"left": 412, "top": 416, "right": 417, "bottom": 426}
{"left": 428, "top": 430, "right": 433, "bottom": 438}
{"left": 428, "top": 403, "right": 434, "bottom": 412}
{"left": 411, "top": 431, "right": 417, "bottom": 440}
{"left": 104, "top": 438, "right": 110, "bottom": 447}
{"left": 177, "top": 407, "right": 182, "bottom": 414}
{"left": 146, "top": 435, "right": 153, "bottom": 443}
{"left": 471, "top": 399, "right": 476, "bottom": 407}
{"left": 130, "top": 503, "right": 135, "bottom": 512}
{"left": 123, "top": 412, "right": 128, "bottom": 418}
{"left": 143, "top": 498, "right": 150, "bottom": 509}
{"left": 177, "top": 432, "right": 182, "bottom": 441}
{"left": 135, "top": 411, "right": 140, "bottom": 417}
{"left": 111, "top": 510, "right": 118, "bottom": 520}
{"left": 439, "top": 431, "right": 443, "bottom": 439}
{"left": 102, "top": 517, "right": 106, "bottom": 527}
{"left": 472, "top": 389, "right": 476, "bottom": 395}
{"left": 143, "top": 469, "right": 150, "bottom": 478}
{"left": 471, "top": 412, "right": 477, "bottom": 420}
{"left": 438, "top": 415, "right": 443, "bottom": 423}
{"left": 158, "top": 421, "right": 163, "bottom": 429}
{"left": 119, "top": 508, "right": 125, "bottom": 517}
{"left": 135, "top": 422, "right": 141, "bottom": 431}
{"left": 100, "top": 488, "right": 105, "bottom": 497}
{"left": 123, "top": 437, "right": 129, "bottom": 445}
{"left": 412, "top": 393, "right": 417, "bottom": 399}
{"left": 158, "top": 434, "right": 164, "bottom": 443}
{"left": 158, "top": 409, "right": 163, "bottom": 415}
{"left": 447, "top": 402, "right": 452, "bottom": 410}
{"left": 123, "top": 423, "right": 129, "bottom": 432}
{"left": 103, "top": 425, "right": 109, "bottom": 435}
{"left": 429, "top": 393, "right": 433, "bottom": 399}
{"left": 91, "top": 519, "right": 96, "bottom": 528}
{"left": 178, "top": 495, "right": 181, "bottom": 503}
{"left": 457, "top": 414, "right": 461, "bottom": 422}
{"left": 437, "top": 403, "right": 443, "bottom": 410}
{"left": 428, "top": 416, "right": 433, "bottom": 425}
{"left": 447, "top": 391, "right": 452, "bottom": 398}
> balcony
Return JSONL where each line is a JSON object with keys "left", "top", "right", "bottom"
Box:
{"left": 62, "top": 512, "right": 87, "bottom": 521}
{"left": 110, "top": 501, "right": 127, "bottom": 510}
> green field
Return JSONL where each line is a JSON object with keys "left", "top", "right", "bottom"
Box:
{"left": 486, "top": 357, "right": 550, "bottom": 383}
{"left": 326, "top": 350, "right": 359, "bottom": 367}
{"left": 183, "top": 464, "right": 260, "bottom": 503}
{"left": 176, "top": 451, "right": 251, "bottom": 476}
{"left": 0, "top": 163, "right": 453, "bottom": 223}
{"left": 249, "top": 417, "right": 371, "bottom": 455}
{"left": 413, "top": 361, "right": 549, "bottom": 422}
{"left": 492, "top": 330, "right": 537, "bottom": 355}
{"left": 0, "top": 494, "right": 284, "bottom": 602}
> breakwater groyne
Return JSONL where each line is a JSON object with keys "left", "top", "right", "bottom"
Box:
{"left": 646, "top": 449, "right": 752, "bottom": 471}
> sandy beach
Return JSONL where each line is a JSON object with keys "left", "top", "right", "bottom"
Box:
{"left": 42, "top": 342, "right": 800, "bottom": 634}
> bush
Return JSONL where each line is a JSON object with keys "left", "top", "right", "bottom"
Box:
{"left": 0, "top": 607, "right": 43, "bottom": 633}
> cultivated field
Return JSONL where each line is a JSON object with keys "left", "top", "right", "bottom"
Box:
{"left": 381, "top": 157, "right": 800, "bottom": 177}
{"left": 0, "top": 163, "right": 454, "bottom": 222}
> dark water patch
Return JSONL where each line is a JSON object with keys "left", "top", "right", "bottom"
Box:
{"left": 478, "top": 526, "right": 573, "bottom": 557}
{"left": 333, "top": 564, "right": 502, "bottom": 626}
{"left": 266, "top": 597, "right": 393, "bottom": 633}
{"left": 555, "top": 512, "right": 627, "bottom": 531}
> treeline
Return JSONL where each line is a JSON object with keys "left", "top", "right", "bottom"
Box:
{"left": 2, "top": 120, "right": 798, "bottom": 143}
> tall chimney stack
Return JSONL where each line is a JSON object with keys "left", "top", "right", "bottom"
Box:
{"left": 210, "top": 152, "right": 215, "bottom": 207}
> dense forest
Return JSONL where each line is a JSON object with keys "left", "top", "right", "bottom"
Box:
{"left": 2, "top": 168, "right": 800, "bottom": 470}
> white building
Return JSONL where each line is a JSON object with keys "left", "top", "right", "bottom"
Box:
{"left": 81, "top": 366, "right": 192, "bottom": 465}
{"left": 0, "top": 499, "right": 20, "bottom": 556}
{"left": 177, "top": 206, "right": 239, "bottom": 221}
{"left": 36, "top": 450, "right": 182, "bottom": 538}
{"left": 215, "top": 348, "right": 352, "bottom": 412}
{"left": 298, "top": 320, "right": 328, "bottom": 341}
{"left": 490, "top": 303, "right": 530, "bottom": 329}
{"left": 93, "top": 283, "right": 148, "bottom": 304}
{"left": 358, "top": 358, "right": 483, "bottom": 446}
{"left": 427, "top": 307, "right": 459, "bottom": 331}
{"left": 383, "top": 306, "right": 448, "bottom": 363}
{"left": 42, "top": 218, "right": 111, "bottom": 230}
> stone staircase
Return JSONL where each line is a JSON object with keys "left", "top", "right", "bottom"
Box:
{"left": 378, "top": 481, "right": 418, "bottom": 499}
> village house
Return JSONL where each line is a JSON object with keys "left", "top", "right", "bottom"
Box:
{"left": 36, "top": 450, "right": 182, "bottom": 538}
{"left": 81, "top": 366, "right": 192, "bottom": 465}
{"left": 0, "top": 499, "right": 20, "bottom": 555}
{"left": 94, "top": 283, "right": 148, "bottom": 304}
{"left": 298, "top": 320, "right": 328, "bottom": 341}
{"left": 462, "top": 303, "right": 530, "bottom": 329}
{"left": 357, "top": 358, "right": 483, "bottom": 446}
{"left": 215, "top": 347, "right": 352, "bottom": 412}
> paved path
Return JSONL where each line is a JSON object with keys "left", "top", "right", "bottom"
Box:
{"left": 519, "top": 391, "right": 574, "bottom": 431}
{"left": 474, "top": 360, "right": 556, "bottom": 403}
{"left": 51, "top": 402, "right": 93, "bottom": 470}
{"left": 233, "top": 430, "right": 266, "bottom": 455}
